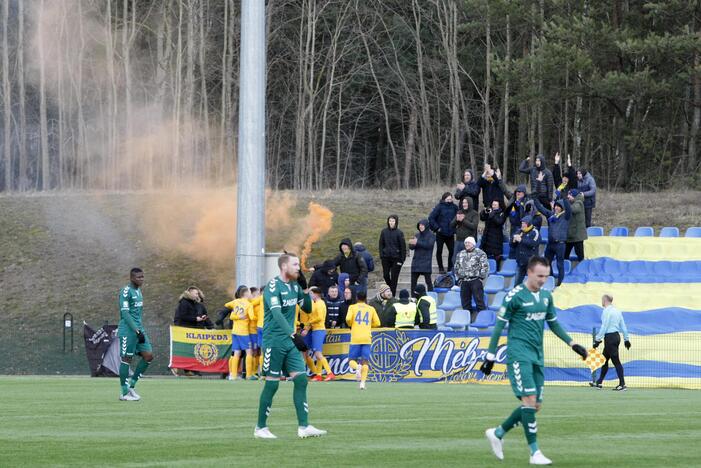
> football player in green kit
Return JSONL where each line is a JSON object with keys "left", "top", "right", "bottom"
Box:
{"left": 254, "top": 253, "right": 327, "bottom": 439}
{"left": 117, "top": 268, "right": 153, "bottom": 401}
{"left": 481, "top": 256, "right": 588, "bottom": 465}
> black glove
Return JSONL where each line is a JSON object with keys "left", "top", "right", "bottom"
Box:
{"left": 571, "top": 343, "right": 587, "bottom": 360}
{"left": 593, "top": 340, "right": 601, "bottom": 349}
{"left": 480, "top": 354, "right": 495, "bottom": 375}
{"left": 136, "top": 330, "right": 146, "bottom": 344}
{"left": 624, "top": 340, "right": 631, "bottom": 350}
{"left": 291, "top": 333, "right": 308, "bottom": 352}
{"left": 297, "top": 270, "right": 308, "bottom": 290}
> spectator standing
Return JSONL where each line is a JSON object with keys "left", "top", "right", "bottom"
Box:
{"left": 552, "top": 152, "right": 577, "bottom": 196}
{"left": 309, "top": 259, "right": 338, "bottom": 296}
{"left": 334, "top": 238, "right": 369, "bottom": 295}
{"left": 576, "top": 168, "right": 597, "bottom": 227}
{"left": 354, "top": 242, "right": 375, "bottom": 274}
{"left": 174, "top": 287, "right": 211, "bottom": 328}
{"left": 451, "top": 197, "right": 479, "bottom": 263}
{"left": 454, "top": 237, "right": 489, "bottom": 323}
{"left": 478, "top": 164, "right": 506, "bottom": 208}
{"left": 519, "top": 154, "right": 555, "bottom": 206}
{"left": 409, "top": 219, "right": 436, "bottom": 298}
{"left": 479, "top": 199, "right": 507, "bottom": 267}
{"left": 512, "top": 216, "right": 541, "bottom": 286}
{"left": 414, "top": 284, "right": 437, "bottom": 329}
{"left": 324, "top": 284, "right": 345, "bottom": 329}
{"left": 378, "top": 215, "right": 406, "bottom": 296}
{"left": 591, "top": 295, "right": 630, "bottom": 391}
{"left": 504, "top": 185, "right": 527, "bottom": 259}
{"left": 428, "top": 193, "right": 458, "bottom": 273}
{"left": 534, "top": 197, "right": 572, "bottom": 286}
{"left": 565, "top": 189, "right": 588, "bottom": 262}
{"left": 454, "top": 168, "right": 480, "bottom": 210}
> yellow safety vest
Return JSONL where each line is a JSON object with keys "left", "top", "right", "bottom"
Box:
{"left": 394, "top": 302, "right": 417, "bottom": 328}
{"left": 417, "top": 296, "right": 437, "bottom": 325}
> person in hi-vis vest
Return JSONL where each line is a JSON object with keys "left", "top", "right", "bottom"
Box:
{"left": 391, "top": 289, "right": 418, "bottom": 329}
{"left": 414, "top": 284, "right": 437, "bottom": 329}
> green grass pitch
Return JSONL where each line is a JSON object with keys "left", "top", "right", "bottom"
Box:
{"left": 1, "top": 377, "right": 700, "bottom": 467}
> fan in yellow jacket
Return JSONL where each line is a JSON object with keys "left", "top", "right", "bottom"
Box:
{"left": 225, "top": 286, "right": 254, "bottom": 381}
{"left": 299, "top": 287, "right": 335, "bottom": 381}
{"left": 345, "top": 291, "right": 380, "bottom": 390}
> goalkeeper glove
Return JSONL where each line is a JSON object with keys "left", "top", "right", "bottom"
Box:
{"left": 480, "top": 353, "right": 495, "bottom": 375}
{"left": 593, "top": 340, "right": 601, "bottom": 348}
{"left": 624, "top": 340, "right": 631, "bottom": 350}
{"left": 291, "top": 333, "right": 308, "bottom": 352}
{"left": 136, "top": 330, "right": 146, "bottom": 344}
{"left": 571, "top": 343, "right": 587, "bottom": 359}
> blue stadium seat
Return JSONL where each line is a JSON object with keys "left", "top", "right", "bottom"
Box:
{"left": 609, "top": 226, "right": 629, "bottom": 237}
{"left": 471, "top": 310, "right": 496, "bottom": 328}
{"left": 437, "top": 290, "right": 461, "bottom": 311}
{"left": 587, "top": 226, "right": 604, "bottom": 236}
{"left": 484, "top": 275, "right": 505, "bottom": 294}
{"left": 634, "top": 226, "right": 654, "bottom": 237}
{"left": 427, "top": 291, "right": 438, "bottom": 302}
{"left": 502, "top": 242, "right": 510, "bottom": 257}
{"left": 445, "top": 309, "right": 471, "bottom": 330}
{"left": 436, "top": 308, "right": 446, "bottom": 326}
{"left": 686, "top": 227, "right": 701, "bottom": 238}
{"left": 488, "top": 258, "right": 497, "bottom": 275}
{"left": 539, "top": 226, "right": 549, "bottom": 244}
{"left": 542, "top": 276, "right": 556, "bottom": 291}
{"left": 660, "top": 227, "right": 679, "bottom": 238}
{"left": 551, "top": 259, "right": 572, "bottom": 277}
{"left": 488, "top": 291, "right": 506, "bottom": 311}
{"left": 499, "top": 259, "right": 517, "bottom": 278}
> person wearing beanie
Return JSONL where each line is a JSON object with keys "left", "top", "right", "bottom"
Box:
{"left": 534, "top": 197, "right": 572, "bottom": 286}
{"left": 512, "top": 216, "right": 541, "bottom": 286}
{"left": 369, "top": 283, "right": 397, "bottom": 328}
{"left": 389, "top": 289, "right": 417, "bottom": 329}
{"left": 428, "top": 193, "right": 458, "bottom": 273}
{"left": 414, "top": 284, "right": 437, "bottom": 329}
{"left": 504, "top": 185, "right": 528, "bottom": 259}
{"left": 454, "top": 237, "right": 490, "bottom": 323}
{"left": 565, "top": 189, "right": 588, "bottom": 262}
{"left": 409, "top": 219, "right": 436, "bottom": 298}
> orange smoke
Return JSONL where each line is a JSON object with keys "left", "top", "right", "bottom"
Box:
{"left": 284, "top": 202, "right": 334, "bottom": 270}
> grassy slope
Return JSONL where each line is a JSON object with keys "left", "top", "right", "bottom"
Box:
{"left": 0, "top": 189, "right": 698, "bottom": 374}
{"left": 1, "top": 377, "right": 700, "bottom": 467}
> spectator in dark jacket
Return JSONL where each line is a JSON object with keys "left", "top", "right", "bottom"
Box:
{"left": 576, "top": 168, "right": 597, "bottom": 227}
{"left": 512, "top": 216, "right": 541, "bottom": 286}
{"left": 428, "top": 193, "right": 458, "bottom": 273}
{"left": 414, "top": 284, "right": 436, "bottom": 329}
{"left": 479, "top": 199, "right": 507, "bottom": 267}
{"left": 174, "top": 287, "right": 212, "bottom": 328}
{"left": 451, "top": 197, "right": 480, "bottom": 263}
{"left": 504, "top": 185, "right": 528, "bottom": 259}
{"left": 354, "top": 242, "right": 375, "bottom": 273}
{"left": 378, "top": 215, "right": 406, "bottom": 296}
{"left": 309, "top": 259, "right": 338, "bottom": 296}
{"left": 534, "top": 197, "right": 571, "bottom": 286}
{"left": 324, "top": 284, "right": 345, "bottom": 328}
{"left": 454, "top": 169, "right": 480, "bottom": 211}
{"left": 334, "top": 238, "right": 368, "bottom": 294}
{"left": 519, "top": 154, "right": 555, "bottom": 206}
{"left": 565, "top": 190, "right": 588, "bottom": 262}
{"left": 478, "top": 164, "right": 506, "bottom": 208}
{"left": 409, "top": 219, "right": 436, "bottom": 298}
{"left": 369, "top": 283, "right": 397, "bottom": 327}
{"left": 337, "top": 272, "right": 350, "bottom": 300}
{"left": 523, "top": 199, "right": 543, "bottom": 231}
{"left": 337, "top": 286, "right": 356, "bottom": 329}
{"left": 552, "top": 152, "right": 577, "bottom": 196}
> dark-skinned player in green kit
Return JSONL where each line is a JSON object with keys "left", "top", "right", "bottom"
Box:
{"left": 254, "top": 253, "right": 327, "bottom": 439}
{"left": 481, "top": 256, "right": 588, "bottom": 465}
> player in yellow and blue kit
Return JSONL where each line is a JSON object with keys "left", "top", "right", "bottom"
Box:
{"left": 345, "top": 291, "right": 380, "bottom": 390}
{"left": 225, "top": 286, "right": 254, "bottom": 380}
{"left": 248, "top": 287, "right": 262, "bottom": 379}
{"left": 300, "top": 287, "right": 335, "bottom": 381}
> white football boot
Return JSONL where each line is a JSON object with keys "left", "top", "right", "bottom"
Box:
{"left": 253, "top": 427, "right": 277, "bottom": 439}
{"left": 529, "top": 450, "right": 552, "bottom": 465}
{"left": 119, "top": 392, "right": 139, "bottom": 401}
{"left": 485, "top": 428, "right": 504, "bottom": 460}
{"left": 127, "top": 388, "right": 141, "bottom": 401}
{"left": 297, "top": 425, "right": 327, "bottom": 438}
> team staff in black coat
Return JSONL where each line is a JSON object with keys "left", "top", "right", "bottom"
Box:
{"left": 428, "top": 193, "right": 458, "bottom": 273}
{"left": 379, "top": 215, "right": 407, "bottom": 296}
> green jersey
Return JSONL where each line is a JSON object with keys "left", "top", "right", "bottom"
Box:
{"left": 262, "top": 276, "right": 311, "bottom": 348}
{"left": 497, "top": 284, "right": 556, "bottom": 365}
{"left": 118, "top": 284, "right": 143, "bottom": 335}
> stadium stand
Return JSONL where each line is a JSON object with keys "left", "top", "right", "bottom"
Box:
{"left": 444, "top": 309, "right": 470, "bottom": 330}
{"left": 660, "top": 226, "right": 679, "bottom": 237}
{"left": 609, "top": 226, "right": 629, "bottom": 236}
{"left": 634, "top": 226, "right": 654, "bottom": 237}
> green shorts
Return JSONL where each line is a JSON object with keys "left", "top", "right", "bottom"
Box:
{"left": 508, "top": 361, "right": 544, "bottom": 403}
{"left": 260, "top": 341, "right": 305, "bottom": 378}
{"left": 118, "top": 330, "right": 153, "bottom": 358}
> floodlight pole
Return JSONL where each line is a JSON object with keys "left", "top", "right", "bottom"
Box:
{"left": 236, "top": 0, "right": 267, "bottom": 288}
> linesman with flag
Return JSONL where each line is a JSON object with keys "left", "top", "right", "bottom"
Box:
{"left": 590, "top": 294, "right": 630, "bottom": 391}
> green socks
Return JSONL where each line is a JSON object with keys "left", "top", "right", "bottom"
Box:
{"left": 119, "top": 361, "right": 130, "bottom": 396}
{"left": 496, "top": 406, "right": 523, "bottom": 438}
{"left": 257, "top": 379, "right": 280, "bottom": 428}
{"left": 130, "top": 359, "right": 150, "bottom": 388}
{"left": 521, "top": 406, "right": 539, "bottom": 454}
{"left": 292, "top": 373, "right": 309, "bottom": 427}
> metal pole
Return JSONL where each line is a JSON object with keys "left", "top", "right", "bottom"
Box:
{"left": 236, "top": 0, "right": 267, "bottom": 288}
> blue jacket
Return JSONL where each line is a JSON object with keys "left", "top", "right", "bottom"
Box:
{"left": 577, "top": 171, "right": 597, "bottom": 208}
{"left": 428, "top": 201, "right": 458, "bottom": 237}
{"left": 534, "top": 198, "right": 571, "bottom": 243}
{"left": 410, "top": 219, "right": 436, "bottom": 273}
{"left": 514, "top": 227, "right": 540, "bottom": 266}
{"left": 354, "top": 244, "right": 375, "bottom": 272}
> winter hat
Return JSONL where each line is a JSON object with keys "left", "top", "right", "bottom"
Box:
{"left": 554, "top": 199, "right": 565, "bottom": 209}
{"left": 399, "top": 289, "right": 410, "bottom": 300}
{"left": 516, "top": 184, "right": 527, "bottom": 194}
{"left": 464, "top": 236, "right": 476, "bottom": 246}
{"left": 568, "top": 189, "right": 580, "bottom": 197}
{"left": 522, "top": 215, "right": 533, "bottom": 225}
{"left": 378, "top": 283, "right": 391, "bottom": 296}
{"left": 414, "top": 284, "right": 427, "bottom": 296}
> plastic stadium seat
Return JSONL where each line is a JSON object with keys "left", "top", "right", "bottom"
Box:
{"left": 502, "top": 242, "right": 510, "bottom": 257}
{"left": 471, "top": 310, "right": 496, "bottom": 328}
{"left": 542, "top": 276, "right": 556, "bottom": 291}
{"left": 445, "top": 309, "right": 471, "bottom": 330}
{"left": 427, "top": 291, "right": 438, "bottom": 302}
{"left": 489, "top": 291, "right": 506, "bottom": 311}
{"left": 437, "top": 290, "right": 461, "bottom": 311}
{"left": 499, "top": 259, "right": 517, "bottom": 278}
{"left": 587, "top": 226, "right": 604, "bottom": 236}
{"left": 488, "top": 259, "right": 497, "bottom": 275}
{"left": 436, "top": 308, "right": 446, "bottom": 326}
{"left": 484, "top": 275, "right": 505, "bottom": 294}
{"left": 660, "top": 227, "right": 679, "bottom": 238}
{"left": 609, "top": 226, "right": 629, "bottom": 237}
{"left": 539, "top": 226, "right": 549, "bottom": 244}
{"left": 551, "top": 259, "right": 572, "bottom": 277}
{"left": 686, "top": 227, "right": 701, "bottom": 238}
{"left": 634, "top": 226, "right": 654, "bottom": 237}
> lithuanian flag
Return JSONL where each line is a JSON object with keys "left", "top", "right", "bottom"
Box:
{"left": 169, "top": 326, "right": 232, "bottom": 373}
